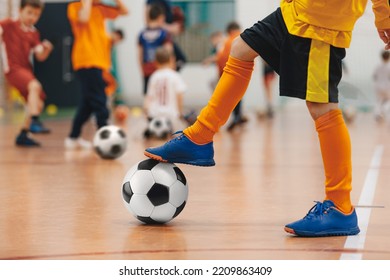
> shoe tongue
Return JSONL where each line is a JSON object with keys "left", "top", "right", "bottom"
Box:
{"left": 322, "top": 200, "right": 335, "bottom": 208}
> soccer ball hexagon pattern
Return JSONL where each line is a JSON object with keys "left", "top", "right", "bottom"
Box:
{"left": 93, "top": 125, "right": 127, "bottom": 159}
{"left": 122, "top": 159, "right": 188, "bottom": 224}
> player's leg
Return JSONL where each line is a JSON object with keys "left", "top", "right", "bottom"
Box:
{"left": 144, "top": 37, "right": 256, "bottom": 165}
{"left": 184, "top": 38, "right": 257, "bottom": 142}
{"left": 86, "top": 68, "right": 109, "bottom": 129}
{"left": 307, "top": 101, "right": 353, "bottom": 213}
{"left": 283, "top": 39, "right": 359, "bottom": 237}
{"left": 65, "top": 69, "right": 94, "bottom": 149}
{"left": 68, "top": 95, "right": 93, "bottom": 138}
{"left": 144, "top": 9, "right": 283, "bottom": 165}
{"left": 16, "top": 99, "right": 42, "bottom": 147}
{"left": 143, "top": 76, "right": 150, "bottom": 96}
{"left": 285, "top": 102, "right": 359, "bottom": 237}
{"left": 27, "top": 79, "right": 50, "bottom": 134}
{"left": 263, "top": 70, "right": 275, "bottom": 118}
{"left": 227, "top": 100, "right": 248, "bottom": 131}
{"left": 374, "top": 90, "right": 389, "bottom": 122}
{"left": 6, "top": 70, "right": 45, "bottom": 146}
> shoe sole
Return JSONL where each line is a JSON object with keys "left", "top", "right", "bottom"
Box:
{"left": 144, "top": 151, "right": 215, "bottom": 167}
{"left": 144, "top": 151, "right": 168, "bottom": 163}
{"left": 30, "top": 130, "right": 51, "bottom": 134}
{"left": 284, "top": 226, "right": 360, "bottom": 237}
{"left": 16, "top": 143, "right": 41, "bottom": 147}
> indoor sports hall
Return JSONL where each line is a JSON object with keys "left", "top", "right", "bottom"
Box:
{"left": 0, "top": 0, "right": 389, "bottom": 267}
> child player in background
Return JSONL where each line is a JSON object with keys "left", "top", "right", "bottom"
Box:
{"left": 138, "top": 3, "right": 172, "bottom": 96}
{"left": 65, "top": 0, "right": 128, "bottom": 149}
{"left": 143, "top": 46, "right": 187, "bottom": 137}
{"left": 0, "top": 0, "right": 53, "bottom": 147}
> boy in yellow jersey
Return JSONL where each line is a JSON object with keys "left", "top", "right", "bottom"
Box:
{"left": 65, "top": 0, "right": 128, "bottom": 149}
{"left": 145, "top": 0, "right": 390, "bottom": 237}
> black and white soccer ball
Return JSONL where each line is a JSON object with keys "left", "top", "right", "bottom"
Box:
{"left": 93, "top": 125, "right": 127, "bottom": 159}
{"left": 122, "top": 159, "right": 188, "bottom": 224}
{"left": 148, "top": 116, "right": 173, "bottom": 139}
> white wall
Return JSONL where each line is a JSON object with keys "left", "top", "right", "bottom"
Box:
{"left": 114, "top": 0, "right": 384, "bottom": 110}
{"left": 114, "top": 0, "right": 145, "bottom": 107}
{"left": 343, "top": 2, "right": 383, "bottom": 109}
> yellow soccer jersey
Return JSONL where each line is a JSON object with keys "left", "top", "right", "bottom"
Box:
{"left": 281, "top": 0, "right": 390, "bottom": 48}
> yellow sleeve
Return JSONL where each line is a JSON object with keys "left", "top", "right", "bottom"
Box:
{"left": 372, "top": 0, "right": 390, "bottom": 29}
{"left": 99, "top": 5, "right": 120, "bottom": 19}
{"left": 67, "top": 3, "right": 78, "bottom": 22}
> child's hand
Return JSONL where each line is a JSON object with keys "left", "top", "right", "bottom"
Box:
{"left": 42, "top": 40, "right": 53, "bottom": 52}
{"left": 34, "top": 40, "right": 54, "bottom": 61}
{"left": 81, "top": 0, "right": 93, "bottom": 5}
{"left": 164, "top": 22, "right": 181, "bottom": 36}
{"left": 377, "top": 29, "right": 390, "bottom": 50}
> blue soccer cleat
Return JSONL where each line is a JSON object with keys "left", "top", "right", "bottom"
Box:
{"left": 15, "top": 133, "right": 41, "bottom": 147}
{"left": 144, "top": 132, "right": 215, "bottom": 166}
{"left": 284, "top": 200, "right": 360, "bottom": 237}
{"left": 30, "top": 120, "right": 51, "bottom": 134}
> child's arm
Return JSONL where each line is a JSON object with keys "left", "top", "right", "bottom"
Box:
{"left": 377, "top": 29, "right": 390, "bottom": 50}
{"left": 78, "top": 0, "right": 93, "bottom": 23}
{"left": 372, "top": 0, "right": 390, "bottom": 50}
{"left": 145, "top": 3, "right": 180, "bottom": 36}
{"left": 100, "top": 0, "right": 128, "bottom": 19}
{"left": 114, "top": 0, "right": 129, "bottom": 15}
{"left": 163, "top": 22, "right": 181, "bottom": 36}
{"left": 34, "top": 40, "right": 53, "bottom": 62}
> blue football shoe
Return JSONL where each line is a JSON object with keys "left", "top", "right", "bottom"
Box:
{"left": 15, "top": 133, "right": 41, "bottom": 147}
{"left": 30, "top": 120, "right": 50, "bottom": 134}
{"left": 144, "top": 132, "right": 215, "bottom": 166}
{"left": 284, "top": 200, "right": 360, "bottom": 237}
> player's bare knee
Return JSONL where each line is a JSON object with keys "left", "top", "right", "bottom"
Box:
{"left": 230, "top": 37, "right": 258, "bottom": 61}
{"left": 28, "top": 80, "right": 42, "bottom": 94}
{"left": 306, "top": 101, "right": 339, "bottom": 120}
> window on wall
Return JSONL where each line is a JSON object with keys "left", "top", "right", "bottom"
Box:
{"left": 172, "top": 0, "right": 235, "bottom": 63}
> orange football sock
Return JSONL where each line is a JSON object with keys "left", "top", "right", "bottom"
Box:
{"left": 184, "top": 56, "right": 254, "bottom": 144}
{"left": 315, "top": 109, "right": 353, "bottom": 213}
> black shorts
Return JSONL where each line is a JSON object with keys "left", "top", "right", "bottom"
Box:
{"left": 241, "top": 8, "right": 345, "bottom": 103}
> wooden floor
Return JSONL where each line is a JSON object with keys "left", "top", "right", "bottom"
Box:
{"left": 0, "top": 103, "right": 389, "bottom": 260}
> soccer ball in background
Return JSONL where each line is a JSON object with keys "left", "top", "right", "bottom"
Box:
{"left": 122, "top": 159, "right": 188, "bottom": 224}
{"left": 93, "top": 125, "right": 127, "bottom": 159}
{"left": 147, "top": 116, "right": 173, "bottom": 139}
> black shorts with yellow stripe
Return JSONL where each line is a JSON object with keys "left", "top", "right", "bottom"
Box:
{"left": 240, "top": 8, "right": 345, "bottom": 103}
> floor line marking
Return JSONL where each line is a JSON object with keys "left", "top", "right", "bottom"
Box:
{"left": 340, "top": 145, "right": 384, "bottom": 260}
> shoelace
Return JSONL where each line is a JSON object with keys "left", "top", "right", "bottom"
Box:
{"left": 169, "top": 131, "right": 184, "bottom": 142}
{"left": 304, "top": 201, "right": 332, "bottom": 220}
